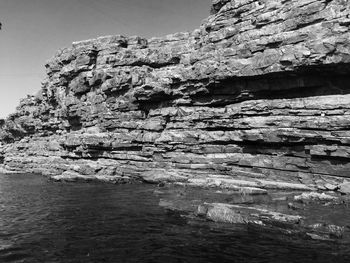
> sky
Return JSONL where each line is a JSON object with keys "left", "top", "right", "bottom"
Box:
{"left": 0, "top": 0, "right": 212, "bottom": 118}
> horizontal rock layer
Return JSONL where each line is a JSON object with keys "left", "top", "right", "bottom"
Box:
{"left": 1, "top": 0, "right": 350, "bottom": 190}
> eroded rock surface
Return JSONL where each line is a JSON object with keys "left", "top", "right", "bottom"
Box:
{"left": 1, "top": 0, "right": 350, "bottom": 192}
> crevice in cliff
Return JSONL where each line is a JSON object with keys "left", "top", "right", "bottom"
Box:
{"left": 130, "top": 58, "right": 181, "bottom": 69}
{"left": 232, "top": 163, "right": 345, "bottom": 178}
{"left": 198, "top": 140, "right": 350, "bottom": 149}
{"left": 67, "top": 116, "right": 83, "bottom": 131}
{"left": 199, "top": 126, "right": 350, "bottom": 132}
{"left": 196, "top": 70, "right": 350, "bottom": 107}
{"left": 310, "top": 155, "right": 350, "bottom": 165}
{"left": 295, "top": 18, "right": 325, "bottom": 30}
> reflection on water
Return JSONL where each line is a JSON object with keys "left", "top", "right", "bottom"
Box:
{"left": 0, "top": 174, "right": 349, "bottom": 263}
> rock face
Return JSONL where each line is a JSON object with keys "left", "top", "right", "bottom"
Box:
{"left": 1, "top": 0, "right": 350, "bottom": 190}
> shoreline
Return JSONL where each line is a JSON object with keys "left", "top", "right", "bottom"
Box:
{"left": 2, "top": 171, "right": 350, "bottom": 242}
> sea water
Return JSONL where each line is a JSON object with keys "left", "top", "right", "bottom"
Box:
{"left": 0, "top": 174, "right": 349, "bottom": 263}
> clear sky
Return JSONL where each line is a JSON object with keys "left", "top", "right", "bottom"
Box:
{"left": 0, "top": 0, "right": 211, "bottom": 118}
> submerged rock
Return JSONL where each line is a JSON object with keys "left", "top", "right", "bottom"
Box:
{"left": 203, "top": 203, "right": 302, "bottom": 226}
{"left": 206, "top": 204, "right": 247, "bottom": 224}
{"left": 294, "top": 192, "right": 338, "bottom": 203}
{"left": 156, "top": 185, "right": 350, "bottom": 241}
{"left": 51, "top": 171, "right": 85, "bottom": 182}
{"left": 238, "top": 187, "right": 267, "bottom": 196}
{"left": 307, "top": 223, "right": 345, "bottom": 240}
{"left": 51, "top": 171, "right": 131, "bottom": 184}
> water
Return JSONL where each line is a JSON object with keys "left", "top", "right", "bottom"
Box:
{"left": 0, "top": 174, "right": 349, "bottom": 263}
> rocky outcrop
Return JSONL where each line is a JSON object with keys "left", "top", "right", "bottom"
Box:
{"left": 1, "top": 0, "right": 350, "bottom": 192}
{"left": 157, "top": 186, "right": 350, "bottom": 240}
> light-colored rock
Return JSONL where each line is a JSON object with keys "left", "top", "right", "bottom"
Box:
{"left": 141, "top": 169, "right": 188, "bottom": 184}
{"left": 338, "top": 182, "right": 350, "bottom": 195}
{"left": 206, "top": 204, "right": 247, "bottom": 224}
{"left": 204, "top": 203, "right": 302, "bottom": 225}
{"left": 294, "top": 192, "right": 338, "bottom": 202}
{"left": 307, "top": 223, "right": 345, "bottom": 239}
{"left": 324, "top": 183, "right": 338, "bottom": 191}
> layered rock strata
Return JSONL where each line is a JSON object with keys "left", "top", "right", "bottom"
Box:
{"left": 1, "top": 0, "right": 350, "bottom": 191}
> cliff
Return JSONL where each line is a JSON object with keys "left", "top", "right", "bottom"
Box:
{"left": 1, "top": 0, "right": 350, "bottom": 191}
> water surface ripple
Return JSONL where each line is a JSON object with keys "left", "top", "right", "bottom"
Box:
{"left": 0, "top": 174, "right": 349, "bottom": 262}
